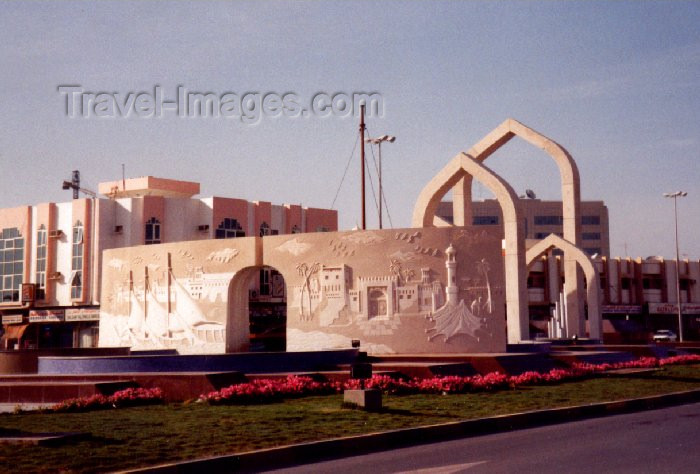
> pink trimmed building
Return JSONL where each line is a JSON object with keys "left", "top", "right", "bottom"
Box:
{"left": 0, "top": 176, "right": 337, "bottom": 349}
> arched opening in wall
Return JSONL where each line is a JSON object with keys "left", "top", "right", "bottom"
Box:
{"left": 368, "top": 288, "right": 388, "bottom": 320}
{"left": 525, "top": 235, "right": 601, "bottom": 340}
{"left": 226, "top": 265, "right": 287, "bottom": 353}
{"left": 526, "top": 255, "right": 553, "bottom": 339}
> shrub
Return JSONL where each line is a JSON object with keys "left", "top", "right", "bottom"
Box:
{"left": 52, "top": 387, "right": 164, "bottom": 413}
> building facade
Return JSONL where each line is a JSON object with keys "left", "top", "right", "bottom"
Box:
{"left": 527, "top": 254, "right": 700, "bottom": 341}
{"left": 437, "top": 199, "right": 610, "bottom": 256}
{"left": 0, "top": 176, "right": 337, "bottom": 350}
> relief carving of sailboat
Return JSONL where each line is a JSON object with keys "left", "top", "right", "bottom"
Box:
{"left": 125, "top": 254, "right": 226, "bottom": 349}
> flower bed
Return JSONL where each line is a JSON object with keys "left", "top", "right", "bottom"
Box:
{"left": 200, "top": 354, "right": 700, "bottom": 404}
{"left": 201, "top": 376, "right": 338, "bottom": 405}
{"left": 40, "top": 355, "right": 700, "bottom": 411}
{"left": 51, "top": 387, "right": 165, "bottom": 413}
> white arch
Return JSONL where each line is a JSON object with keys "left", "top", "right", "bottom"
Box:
{"left": 413, "top": 152, "right": 529, "bottom": 343}
{"left": 450, "top": 119, "right": 585, "bottom": 336}
{"left": 526, "top": 234, "right": 601, "bottom": 340}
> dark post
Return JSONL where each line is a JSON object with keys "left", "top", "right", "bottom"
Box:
{"left": 71, "top": 170, "right": 80, "bottom": 199}
{"left": 359, "top": 105, "right": 366, "bottom": 230}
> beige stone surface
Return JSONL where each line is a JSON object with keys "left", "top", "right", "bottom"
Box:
{"left": 100, "top": 227, "right": 506, "bottom": 354}
{"left": 343, "top": 389, "right": 382, "bottom": 410}
{"left": 412, "top": 118, "right": 591, "bottom": 341}
{"left": 526, "top": 234, "right": 602, "bottom": 340}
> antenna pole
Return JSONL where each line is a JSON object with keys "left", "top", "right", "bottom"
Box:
{"left": 167, "top": 252, "right": 172, "bottom": 338}
{"left": 359, "top": 105, "right": 366, "bottom": 230}
{"left": 122, "top": 164, "right": 126, "bottom": 191}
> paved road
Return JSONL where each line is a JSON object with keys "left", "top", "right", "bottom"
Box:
{"left": 265, "top": 402, "right": 700, "bottom": 473}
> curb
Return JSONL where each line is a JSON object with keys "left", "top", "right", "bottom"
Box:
{"left": 124, "top": 389, "right": 700, "bottom": 473}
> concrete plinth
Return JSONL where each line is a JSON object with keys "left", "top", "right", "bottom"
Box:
{"left": 344, "top": 389, "right": 382, "bottom": 411}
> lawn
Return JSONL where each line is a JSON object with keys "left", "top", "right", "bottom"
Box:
{"left": 1, "top": 365, "right": 699, "bottom": 473}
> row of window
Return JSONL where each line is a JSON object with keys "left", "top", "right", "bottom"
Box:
{"left": 146, "top": 217, "right": 292, "bottom": 244}
{"left": 1, "top": 216, "right": 305, "bottom": 302}
{"left": 534, "top": 215, "right": 602, "bottom": 226}
{"left": 475, "top": 215, "right": 602, "bottom": 227}
{"left": 0, "top": 228, "right": 24, "bottom": 303}
{"left": 0, "top": 223, "right": 84, "bottom": 303}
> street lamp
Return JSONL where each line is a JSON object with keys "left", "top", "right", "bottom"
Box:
{"left": 365, "top": 135, "right": 396, "bottom": 229}
{"left": 663, "top": 191, "right": 687, "bottom": 342}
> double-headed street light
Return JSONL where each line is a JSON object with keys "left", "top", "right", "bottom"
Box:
{"left": 365, "top": 135, "right": 396, "bottom": 229}
{"left": 663, "top": 191, "right": 688, "bottom": 342}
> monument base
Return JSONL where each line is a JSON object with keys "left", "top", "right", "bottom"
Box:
{"left": 343, "top": 389, "right": 382, "bottom": 411}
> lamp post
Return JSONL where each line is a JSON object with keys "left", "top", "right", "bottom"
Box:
{"left": 365, "top": 135, "right": 396, "bottom": 229}
{"left": 663, "top": 191, "right": 687, "bottom": 342}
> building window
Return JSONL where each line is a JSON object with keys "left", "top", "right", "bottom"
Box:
{"left": 534, "top": 232, "right": 551, "bottom": 239}
{"left": 71, "top": 221, "right": 83, "bottom": 299}
{"left": 0, "top": 227, "right": 24, "bottom": 302}
{"left": 259, "top": 268, "right": 271, "bottom": 296}
{"left": 36, "top": 225, "right": 47, "bottom": 300}
{"left": 582, "top": 215, "right": 601, "bottom": 225}
{"left": 145, "top": 217, "right": 161, "bottom": 245}
{"left": 472, "top": 215, "right": 499, "bottom": 225}
{"left": 534, "top": 215, "right": 563, "bottom": 226}
{"left": 582, "top": 232, "right": 601, "bottom": 241}
{"left": 679, "top": 278, "right": 692, "bottom": 291}
{"left": 621, "top": 277, "right": 632, "bottom": 290}
{"left": 583, "top": 247, "right": 601, "bottom": 256}
{"left": 527, "top": 272, "right": 546, "bottom": 289}
{"left": 642, "top": 275, "right": 663, "bottom": 290}
{"left": 215, "top": 218, "right": 245, "bottom": 239}
{"left": 259, "top": 221, "right": 270, "bottom": 237}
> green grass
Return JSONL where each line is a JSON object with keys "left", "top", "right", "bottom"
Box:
{"left": 1, "top": 365, "right": 699, "bottom": 473}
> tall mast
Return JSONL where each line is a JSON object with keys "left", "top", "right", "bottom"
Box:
{"left": 359, "top": 105, "right": 366, "bottom": 230}
{"left": 167, "top": 252, "right": 172, "bottom": 338}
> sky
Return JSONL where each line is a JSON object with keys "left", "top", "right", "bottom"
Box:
{"left": 0, "top": 0, "right": 698, "bottom": 259}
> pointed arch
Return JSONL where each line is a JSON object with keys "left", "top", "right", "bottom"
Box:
{"left": 526, "top": 234, "right": 601, "bottom": 340}
{"left": 412, "top": 152, "right": 529, "bottom": 343}
{"left": 452, "top": 118, "right": 584, "bottom": 336}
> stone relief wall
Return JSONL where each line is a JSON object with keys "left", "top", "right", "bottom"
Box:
{"left": 99, "top": 226, "right": 506, "bottom": 354}
{"left": 263, "top": 226, "right": 505, "bottom": 354}
{"left": 99, "top": 239, "right": 259, "bottom": 354}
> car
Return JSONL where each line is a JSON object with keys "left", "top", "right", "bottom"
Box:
{"left": 652, "top": 329, "right": 678, "bottom": 342}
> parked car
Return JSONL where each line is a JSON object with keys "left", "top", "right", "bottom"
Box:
{"left": 652, "top": 330, "right": 678, "bottom": 342}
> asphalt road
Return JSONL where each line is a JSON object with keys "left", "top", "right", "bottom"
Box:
{"left": 265, "top": 402, "right": 700, "bottom": 474}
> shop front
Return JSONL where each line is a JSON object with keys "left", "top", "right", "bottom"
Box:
{"left": 1, "top": 313, "right": 28, "bottom": 350}
{"left": 601, "top": 305, "right": 645, "bottom": 343}
{"left": 648, "top": 303, "right": 700, "bottom": 340}
{"left": 0, "top": 308, "right": 100, "bottom": 350}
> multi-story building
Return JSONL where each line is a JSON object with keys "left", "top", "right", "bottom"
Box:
{"left": 527, "top": 255, "right": 700, "bottom": 341}
{"left": 0, "top": 176, "right": 337, "bottom": 350}
{"left": 437, "top": 199, "right": 610, "bottom": 256}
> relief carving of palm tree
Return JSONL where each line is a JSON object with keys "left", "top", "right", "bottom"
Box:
{"left": 296, "top": 262, "right": 320, "bottom": 321}
{"left": 476, "top": 258, "right": 493, "bottom": 314}
{"left": 390, "top": 259, "right": 415, "bottom": 285}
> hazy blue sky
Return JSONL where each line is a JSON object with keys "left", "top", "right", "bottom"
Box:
{"left": 1, "top": 1, "right": 698, "bottom": 258}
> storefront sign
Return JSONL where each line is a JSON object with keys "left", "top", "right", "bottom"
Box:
{"left": 28, "top": 309, "right": 64, "bottom": 323}
{"left": 602, "top": 305, "right": 642, "bottom": 314}
{"left": 65, "top": 308, "right": 100, "bottom": 322}
{"left": 1, "top": 314, "right": 24, "bottom": 324}
{"left": 21, "top": 283, "right": 36, "bottom": 303}
{"left": 648, "top": 303, "right": 700, "bottom": 315}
